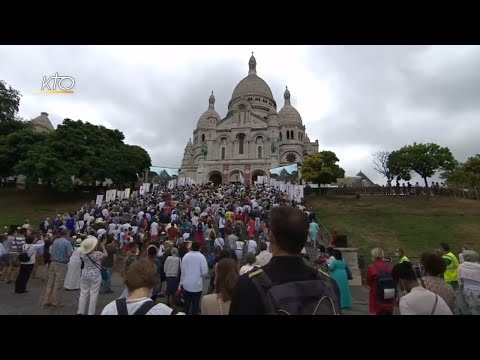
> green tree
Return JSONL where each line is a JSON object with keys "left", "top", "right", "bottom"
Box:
{"left": 443, "top": 155, "right": 480, "bottom": 200}
{"left": 0, "top": 80, "right": 28, "bottom": 136}
{"left": 389, "top": 143, "right": 455, "bottom": 188}
{"left": 301, "top": 151, "right": 345, "bottom": 185}
{"left": 16, "top": 119, "right": 151, "bottom": 191}
{"left": 0, "top": 129, "right": 47, "bottom": 178}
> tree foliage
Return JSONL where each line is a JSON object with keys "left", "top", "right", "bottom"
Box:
{"left": 441, "top": 155, "right": 480, "bottom": 199}
{"left": 0, "top": 129, "right": 47, "bottom": 178}
{"left": 15, "top": 119, "right": 151, "bottom": 191}
{"left": 389, "top": 143, "right": 455, "bottom": 187}
{"left": 0, "top": 80, "right": 27, "bottom": 136}
{"left": 301, "top": 151, "right": 345, "bottom": 185}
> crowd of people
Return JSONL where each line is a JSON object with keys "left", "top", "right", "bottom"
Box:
{"left": 0, "top": 181, "right": 479, "bottom": 315}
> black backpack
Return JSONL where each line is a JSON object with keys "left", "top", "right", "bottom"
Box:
{"left": 249, "top": 268, "right": 341, "bottom": 315}
{"left": 18, "top": 244, "right": 33, "bottom": 263}
{"left": 115, "top": 298, "right": 156, "bottom": 315}
{"left": 375, "top": 263, "right": 395, "bottom": 301}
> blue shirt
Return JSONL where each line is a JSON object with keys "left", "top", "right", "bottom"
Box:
{"left": 50, "top": 237, "right": 73, "bottom": 263}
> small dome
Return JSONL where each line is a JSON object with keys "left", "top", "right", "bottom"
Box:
{"left": 278, "top": 86, "right": 302, "bottom": 126}
{"left": 304, "top": 133, "right": 311, "bottom": 142}
{"left": 187, "top": 138, "right": 193, "bottom": 147}
{"left": 197, "top": 92, "right": 221, "bottom": 129}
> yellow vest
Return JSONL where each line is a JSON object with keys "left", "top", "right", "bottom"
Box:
{"left": 399, "top": 256, "right": 410, "bottom": 263}
{"left": 443, "top": 252, "right": 459, "bottom": 283}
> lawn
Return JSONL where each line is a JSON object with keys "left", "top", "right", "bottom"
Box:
{"left": 0, "top": 188, "right": 94, "bottom": 230}
{"left": 307, "top": 195, "right": 480, "bottom": 259}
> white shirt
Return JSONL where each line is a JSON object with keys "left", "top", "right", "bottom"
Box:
{"left": 255, "top": 251, "right": 272, "bottom": 266}
{"left": 218, "top": 217, "right": 225, "bottom": 229}
{"left": 102, "top": 209, "right": 109, "bottom": 218}
{"left": 150, "top": 222, "right": 159, "bottom": 236}
{"left": 20, "top": 241, "right": 45, "bottom": 264}
{"left": 399, "top": 287, "right": 452, "bottom": 315}
{"left": 108, "top": 223, "right": 117, "bottom": 232}
{"left": 101, "top": 297, "right": 173, "bottom": 315}
{"left": 0, "top": 243, "right": 5, "bottom": 257}
{"left": 76, "top": 220, "right": 85, "bottom": 233}
{"left": 180, "top": 251, "right": 208, "bottom": 293}
{"left": 240, "top": 264, "right": 256, "bottom": 275}
{"left": 247, "top": 240, "right": 257, "bottom": 254}
{"left": 214, "top": 237, "right": 225, "bottom": 249}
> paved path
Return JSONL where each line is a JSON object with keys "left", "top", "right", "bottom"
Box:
{"left": 0, "top": 265, "right": 371, "bottom": 315}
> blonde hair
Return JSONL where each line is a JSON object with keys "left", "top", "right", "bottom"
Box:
{"left": 371, "top": 248, "right": 384, "bottom": 260}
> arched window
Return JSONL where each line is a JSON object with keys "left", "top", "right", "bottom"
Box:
{"left": 291, "top": 131, "right": 294, "bottom": 140}
{"left": 287, "top": 131, "right": 290, "bottom": 140}
{"left": 221, "top": 147, "right": 225, "bottom": 160}
{"left": 238, "top": 105, "right": 246, "bottom": 124}
{"left": 258, "top": 146, "right": 262, "bottom": 159}
{"left": 280, "top": 132, "right": 283, "bottom": 141}
{"left": 237, "top": 134, "right": 246, "bottom": 155}
{"left": 299, "top": 132, "right": 301, "bottom": 141}
{"left": 201, "top": 134, "right": 205, "bottom": 142}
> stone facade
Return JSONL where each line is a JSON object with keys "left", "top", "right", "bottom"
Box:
{"left": 179, "top": 54, "right": 319, "bottom": 184}
{"left": 30, "top": 112, "right": 55, "bottom": 133}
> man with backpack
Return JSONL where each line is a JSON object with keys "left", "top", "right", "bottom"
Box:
{"left": 229, "top": 206, "right": 341, "bottom": 315}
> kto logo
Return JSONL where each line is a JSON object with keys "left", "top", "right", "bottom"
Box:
{"left": 38, "top": 73, "right": 75, "bottom": 94}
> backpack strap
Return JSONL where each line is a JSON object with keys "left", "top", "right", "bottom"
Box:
{"left": 430, "top": 294, "right": 438, "bottom": 315}
{"left": 248, "top": 268, "right": 276, "bottom": 315}
{"left": 133, "top": 300, "right": 156, "bottom": 315}
{"left": 116, "top": 298, "right": 129, "bottom": 315}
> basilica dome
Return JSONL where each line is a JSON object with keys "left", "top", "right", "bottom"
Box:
{"left": 230, "top": 54, "right": 274, "bottom": 102}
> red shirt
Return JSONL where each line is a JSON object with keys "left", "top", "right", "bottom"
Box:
{"left": 167, "top": 226, "right": 178, "bottom": 241}
{"left": 366, "top": 259, "right": 394, "bottom": 314}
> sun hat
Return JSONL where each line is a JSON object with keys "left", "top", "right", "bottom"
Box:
{"left": 79, "top": 235, "right": 98, "bottom": 254}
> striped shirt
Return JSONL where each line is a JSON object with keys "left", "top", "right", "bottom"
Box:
{"left": 11, "top": 237, "right": 26, "bottom": 254}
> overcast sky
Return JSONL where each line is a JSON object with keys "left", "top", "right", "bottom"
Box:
{"left": 1, "top": 45, "right": 478, "bottom": 185}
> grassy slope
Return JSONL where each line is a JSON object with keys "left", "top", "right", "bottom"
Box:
{"left": 2, "top": 189, "right": 479, "bottom": 259}
{"left": 0, "top": 189, "right": 93, "bottom": 229}
{"left": 307, "top": 195, "right": 480, "bottom": 258}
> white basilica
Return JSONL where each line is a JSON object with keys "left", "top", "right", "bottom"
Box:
{"left": 179, "top": 54, "right": 319, "bottom": 185}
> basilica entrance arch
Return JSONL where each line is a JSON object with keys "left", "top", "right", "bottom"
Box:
{"left": 208, "top": 171, "right": 223, "bottom": 185}
{"left": 229, "top": 170, "right": 244, "bottom": 183}
{"left": 251, "top": 169, "right": 267, "bottom": 183}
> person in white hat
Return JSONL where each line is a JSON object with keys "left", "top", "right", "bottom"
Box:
{"left": 77, "top": 235, "right": 108, "bottom": 315}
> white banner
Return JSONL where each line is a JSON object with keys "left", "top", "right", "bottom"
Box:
{"left": 143, "top": 183, "right": 150, "bottom": 193}
{"left": 95, "top": 195, "right": 104, "bottom": 206}
{"left": 139, "top": 186, "right": 145, "bottom": 196}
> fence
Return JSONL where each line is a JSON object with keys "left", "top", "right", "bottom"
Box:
{"left": 304, "top": 186, "right": 478, "bottom": 199}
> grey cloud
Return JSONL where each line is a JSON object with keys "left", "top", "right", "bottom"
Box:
{"left": 1, "top": 45, "right": 479, "bottom": 185}
{"left": 306, "top": 45, "right": 479, "bottom": 180}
